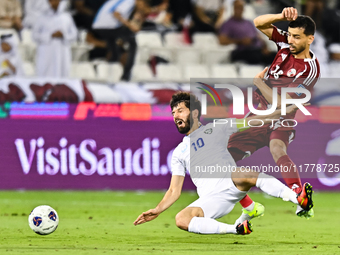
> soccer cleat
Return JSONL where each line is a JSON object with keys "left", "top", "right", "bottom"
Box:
{"left": 296, "top": 182, "right": 314, "bottom": 211}
{"left": 234, "top": 202, "right": 265, "bottom": 225}
{"left": 297, "top": 208, "right": 314, "bottom": 219}
{"left": 236, "top": 220, "right": 253, "bottom": 235}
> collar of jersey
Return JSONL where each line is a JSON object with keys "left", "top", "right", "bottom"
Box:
{"left": 185, "top": 124, "right": 204, "bottom": 137}
{"left": 304, "top": 50, "right": 316, "bottom": 62}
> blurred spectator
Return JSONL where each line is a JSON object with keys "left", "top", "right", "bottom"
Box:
{"left": 23, "top": 0, "right": 50, "bottom": 28}
{"left": 191, "top": 0, "right": 225, "bottom": 34}
{"left": 33, "top": 0, "right": 77, "bottom": 78}
{"left": 139, "top": 0, "right": 170, "bottom": 31}
{"left": 72, "top": 0, "right": 107, "bottom": 30}
{"left": 85, "top": 30, "right": 108, "bottom": 61}
{"left": 167, "top": 0, "right": 192, "bottom": 31}
{"left": 329, "top": 43, "right": 340, "bottom": 78}
{"left": 92, "top": 0, "right": 144, "bottom": 81}
{"left": 218, "top": 0, "right": 275, "bottom": 65}
{"left": 0, "top": 34, "right": 24, "bottom": 77}
{"left": 304, "top": 0, "right": 340, "bottom": 45}
{"left": 310, "top": 31, "right": 329, "bottom": 77}
{"left": 304, "top": 0, "right": 324, "bottom": 30}
{"left": 0, "top": 0, "right": 23, "bottom": 31}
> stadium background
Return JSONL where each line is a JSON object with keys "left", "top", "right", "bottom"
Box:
{"left": 0, "top": 0, "right": 339, "bottom": 254}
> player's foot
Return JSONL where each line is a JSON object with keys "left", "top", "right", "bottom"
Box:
{"left": 234, "top": 202, "right": 265, "bottom": 225}
{"left": 296, "top": 182, "right": 313, "bottom": 211}
{"left": 236, "top": 220, "right": 252, "bottom": 235}
{"left": 297, "top": 208, "right": 314, "bottom": 219}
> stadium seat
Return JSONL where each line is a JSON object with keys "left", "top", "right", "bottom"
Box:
{"left": 136, "top": 32, "right": 173, "bottom": 64}
{"left": 258, "top": 31, "right": 277, "bottom": 52}
{"left": 19, "top": 29, "right": 37, "bottom": 62}
{"left": 175, "top": 48, "right": 202, "bottom": 65}
{"left": 156, "top": 64, "right": 183, "bottom": 82}
{"left": 18, "top": 45, "right": 29, "bottom": 62}
{"left": 192, "top": 33, "right": 219, "bottom": 49}
{"left": 243, "top": 4, "right": 257, "bottom": 20}
{"left": 86, "top": 82, "right": 122, "bottom": 103}
{"left": 77, "top": 29, "right": 88, "bottom": 44}
{"left": 96, "top": 62, "right": 123, "bottom": 83}
{"left": 70, "top": 62, "right": 96, "bottom": 80}
{"left": 164, "top": 32, "right": 188, "bottom": 48}
{"left": 239, "top": 64, "right": 265, "bottom": 78}
{"left": 210, "top": 64, "right": 238, "bottom": 79}
{"left": 114, "top": 82, "right": 156, "bottom": 103}
{"left": 136, "top": 31, "right": 163, "bottom": 48}
{"left": 72, "top": 44, "right": 92, "bottom": 62}
{"left": 21, "top": 29, "right": 34, "bottom": 46}
{"left": 202, "top": 45, "right": 236, "bottom": 65}
{"left": 183, "top": 64, "right": 210, "bottom": 82}
{"left": 131, "top": 64, "right": 154, "bottom": 82}
{"left": 23, "top": 62, "right": 35, "bottom": 76}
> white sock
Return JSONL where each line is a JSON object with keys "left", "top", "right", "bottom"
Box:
{"left": 244, "top": 201, "right": 255, "bottom": 212}
{"left": 256, "top": 173, "right": 298, "bottom": 204}
{"left": 188, "top": 216, "right": 237, "bottom": 234}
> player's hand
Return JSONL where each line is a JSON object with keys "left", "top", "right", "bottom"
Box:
{"left": 134, "top": 209, "right": 160, "bottom": 225}
{"left": 253, "top": 67, "right": 268, "bottom": 87}
{"left": 281, "top": 7, "right": 298, "bottom": 21}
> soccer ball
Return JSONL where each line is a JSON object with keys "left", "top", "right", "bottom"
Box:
{"left": 28, "top": 205, "right": 59, "bottom": 235}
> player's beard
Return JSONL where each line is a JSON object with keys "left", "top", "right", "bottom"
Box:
{"left": 176, "top": 113, "right": 192, "bottom": 134}
{"left": 289, "top": 44, "right": 305, "bottom": 55}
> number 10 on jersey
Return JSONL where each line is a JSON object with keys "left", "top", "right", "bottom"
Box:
{"left": 191, "top": 138, "right": 205, "bottom": 151}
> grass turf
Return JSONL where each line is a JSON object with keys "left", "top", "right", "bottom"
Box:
{"left": 0, "top": 190, "right": 338, "bottom": 255}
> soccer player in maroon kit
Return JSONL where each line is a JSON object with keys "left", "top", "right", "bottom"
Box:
{"left": 231, "top": 7, "right": 320, "bottom": 223}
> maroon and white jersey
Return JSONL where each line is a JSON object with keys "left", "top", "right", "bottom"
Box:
{"left": 255, "top": 26, "right": 320, "bottom": 120}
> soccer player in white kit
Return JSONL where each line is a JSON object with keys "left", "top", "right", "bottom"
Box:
{"left": 134, "top": 92, "right": 313, "bottom": 235}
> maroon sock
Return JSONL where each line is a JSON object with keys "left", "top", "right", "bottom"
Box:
{"left": 276, "top": 155, "right": 302, "bottom": 194}
{"left": 239, "top": 195, "right": 253, "bottom": 208}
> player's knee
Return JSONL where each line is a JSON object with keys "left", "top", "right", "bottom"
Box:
{"left": 175, "top": 212, "right": 189, "bottom": 231}
{"left": 270, "top": 144, "right": 286, "bottom": 159}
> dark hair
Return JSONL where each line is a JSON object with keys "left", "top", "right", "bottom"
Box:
{"left": 170, "top": 92, "right": 201, "bottom": 120}
{"left": 289, "top": 15, "right": 316, "bottom": 36}
{"left": 0, "top": 34, "right": 13, "bottom": 41}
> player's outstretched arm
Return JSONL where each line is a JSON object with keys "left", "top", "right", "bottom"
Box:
{"left": 254, "top": 7, "right": 298, "bottom": 38}
{"left": 133, "top": 175, "right": 184, "bottom": 226}
{"left": 253, "top": 67, "right": 293, "bottom": 108}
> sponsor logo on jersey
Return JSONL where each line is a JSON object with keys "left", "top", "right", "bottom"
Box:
{"left": 204, "top": 128, "right": 213, "bottom": 134}
{"left": 287, "top": 68, "right": 296, "bottom": 77}
{"left": 181, "top": 143, "right": 188, "bottom": 153}
{"left": 295, "top": 84, "right": 306, "bottom": 96}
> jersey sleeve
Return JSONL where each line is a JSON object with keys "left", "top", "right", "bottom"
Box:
{"left": 215, "top": 118, "right": 240, "bottom": 136}
{"left": 170, "top": 145, "right": 186, "bottom": 176}
{"left": 270, "top": 26, "right": 288, "bottom": 45}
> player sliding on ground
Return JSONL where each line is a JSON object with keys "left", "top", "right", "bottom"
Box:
{"left": 134, "top": 92, "right": 314, "bottom": 235}
{"left": 229, "top": 7, "right": 320, "bottom": 222}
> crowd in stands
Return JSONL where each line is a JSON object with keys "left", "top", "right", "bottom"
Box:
{"left": 0, "top": 0, "right": 339, "bottom": 82}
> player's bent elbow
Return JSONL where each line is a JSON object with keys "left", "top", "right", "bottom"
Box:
{"left": 253, "top": 18, "right": 261, "bottom": 28}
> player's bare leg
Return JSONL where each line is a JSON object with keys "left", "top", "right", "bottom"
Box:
{"left": 231, "top": 168, "right": 313, "bottom": 217}
{"left": 175, "top": 207, "right": 203, "bottom": 231}
{"left": 269, "top": 139, "right": 313, "bottom": 217}
{"left": 229, "top": 149, "right": 264, "bottom": 225}
{"left": 177, "top": 206, "right": 252, "bottom": 235}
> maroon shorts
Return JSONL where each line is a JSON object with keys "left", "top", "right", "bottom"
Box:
{"left": 227, "top": 125, "right": 295, "bottom": 162}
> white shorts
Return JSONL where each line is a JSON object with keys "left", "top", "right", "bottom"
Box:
{"left": 187, "top": 180, "right": 247, "bottom": 219}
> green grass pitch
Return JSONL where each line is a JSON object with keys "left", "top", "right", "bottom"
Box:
{"left": 0, "top": 190, "right": 338, "bottom": 255}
